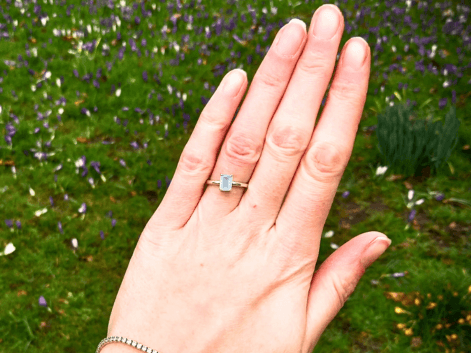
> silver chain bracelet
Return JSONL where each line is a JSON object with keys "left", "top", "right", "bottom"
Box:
{"left": 96, "top": 336, "right": 160, "bottom": 353}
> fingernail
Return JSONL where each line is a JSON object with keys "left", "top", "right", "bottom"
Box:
{"left": 361, "top": 236, "right": 391, "bottom": 268}
{"left": 342, "top": 38, "right": 368, "bottom": 70}
{"left": 312, "top": 5, "right": 341, "bottom": 40}
{"left": 275, "top": 20, "right": 306, "bottom": 56}
{"left": 223, "top": 69, "right": 246, "bottom": 96}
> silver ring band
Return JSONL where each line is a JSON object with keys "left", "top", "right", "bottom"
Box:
{"left": 206, "top": 174, "right": 248, "bottom": 192}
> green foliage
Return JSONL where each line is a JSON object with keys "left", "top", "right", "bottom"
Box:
{"left": 376, "top": 103, "right": 460, "bottom": 177}
{"left": 386, "top": 278, "right": 471, "bottom": 351}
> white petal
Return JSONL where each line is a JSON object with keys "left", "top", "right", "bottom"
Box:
{"left": 58, "top": 108, "right": 64, "bottom": 114}
{"left": 330, "top": 243, "right": 339, "bottom": 250}
{"left": 56, "top": 78, "right": 61, "bottom": 87}
{"left": 45, "top": 71, "right": 51, "bottom": 79}
{"left": 115, "top": 88, "right": 121, "bottom": 97}
{"left": 4, "top": 243, "right": 16, "bottom": 255}
{"left": 324, "top": 230, "right": 334, "bottom": 238}
{"left": 71, "top": 238, "right": 78, "bottom": 249}
{"left": 415, "top": 199, "right": 424, "bottom": 205}
{"left": 408, "top": 190, "right": 414, "bottom": 201}
{"left": 29, "top": 187, "right": 36, "bottom": 196}
{"left": 35, "top": 208, "right": 47, "bottom": 217}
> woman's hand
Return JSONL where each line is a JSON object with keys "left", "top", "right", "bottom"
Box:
{"left": 104, "top": 4, "right": 391, "bottom": 353}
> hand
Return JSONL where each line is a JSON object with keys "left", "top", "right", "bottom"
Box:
{"left": 103, "top": 4, "right": 391, "bottom": 353}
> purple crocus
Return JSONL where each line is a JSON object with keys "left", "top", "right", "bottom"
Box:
{"left": 439, "top": 98, "right": 447, "bottom": 109}
{"left": 142, "top": 71, "right": 148, "bottom": 82}
{"left": 90, "top": 161, "right": 101, "bottom": 174}
{"left": 341, "top": 191, "right": 350, "bottom": 198}
{"left": 49, "top": 196, "right": 54, "bottom": 206}
{"left": 435, "top": 193, "right": 445, "bottom": 201}
{"left": 119, "top": 159, "right": 126, "bottom": 167}
{"left": 5, "top": 219, "right": 13, "bottom": 228}
{"left": 100, "top": 230, "right": 105, "bottom": 240}
{"left": 58, "top": 221, "right": 63, "bottom": 234}
{"left": 111, "top": 219, "right": 117, "bottom": 227}
{"left": 408, "top": 209, "right": 417, "bottom": 223}
{"left": 38, "top": 296, "right": 47, "bottom": 307}
{"left": 16, "top": 220, "right": 21, "bottom": 229}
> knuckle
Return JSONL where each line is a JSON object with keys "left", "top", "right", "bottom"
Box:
{"left": 306, "top": 141, "right": 347, "bottom": 182}
{"left": 267, "top": 125, "right": 308, "bottom": 158}
{"left": 178, "top": 150, "right": 212, "bottom": 175}
{"left": 296, "top": 54, "right": 332, "bottom": 81}
{"left": 225, "top": 132, "right": 261, "bottom": 166}
{"left": 330, "top": 272, "right": 358, "bottom": 310}
{"left": 199, "top": 109, "right": 229, "bottom": 131}
{"left": 328, "top": 78, "right": 364, "bottom": 104}
{"left": 254, "top": 69, "right": 285, "bottom": 89}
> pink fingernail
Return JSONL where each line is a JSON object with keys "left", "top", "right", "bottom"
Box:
{"left": 312, "top": 5, "right": 341, "bottom": 40}
{"left": 275, "top": 20, "right": 306, "bottom": 56}
{"left": 343, "top": 38, "right": 369, "bottom": 70}
{"left": 361, "top": 237, "right": 391, "bottom": 268}
{"left": 223, "top": 69, "right": 246, "bottom": 96}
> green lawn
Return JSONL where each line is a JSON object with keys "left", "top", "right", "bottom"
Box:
{"left": 0, "top": 0, "right": 470, "bottom": 352}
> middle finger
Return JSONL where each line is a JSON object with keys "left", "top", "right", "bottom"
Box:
{"left": 238, "top": 4, "right": 344, "bottom": 225}
{"left": 197, "top": 19, "right": 308, "bottom": 218}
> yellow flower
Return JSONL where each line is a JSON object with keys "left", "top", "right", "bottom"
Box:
{"left": 414, "top": 298, "right": 421, "bottom": 306}
{"left": 436, "top": 324, "right": 443, "bottom": 330}
{"left": 397, "top": 323, "right": 406, "bottom": 329}
{"left": 404, "top": 328, "right": 413, "bottom": 336}
{"left": 450, "top": 334, "right": 458, "bottom": 340}
{"left": 395, "top": 307, "right": 407, "bottom": 314}
{"left": 468, "top": 285, "right": 471, "bottom": 294}
{"left": 458, "top": 318, "right": 465, "bottom": 324}
{"left": 426, "top": 302, "right": 437, "bottom": 309}
{"left": 427, "top": 293, "right": 432, "bottom": 299}
{"left": 453, "top": 291, "right": 458, "bottom": 297}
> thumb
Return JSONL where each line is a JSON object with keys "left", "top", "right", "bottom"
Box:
{"left": 303, "top": 231, "right": 391, "bottom": 351}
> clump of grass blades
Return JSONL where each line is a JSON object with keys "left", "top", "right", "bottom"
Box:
{"left": 376, "top": 103, "right": 460, "bottom": 177}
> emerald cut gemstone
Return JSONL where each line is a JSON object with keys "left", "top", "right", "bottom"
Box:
{"left": 220, "top": 174, "right": 233, "bottom": 191}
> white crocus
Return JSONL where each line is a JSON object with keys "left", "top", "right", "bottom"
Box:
{"left": 375, "top": 166, "right": 388, "bottom": 176}
{"left": 35, "top": 208, "right": 48, "bottom": 217}
{"left": 115, "top": 88, "right": 121, "bottom": 97}
{"left": 324, "top": 230, "right": 334, "bottom": 238}
{"left": 29, "top": 187, "right": 36, "bottom": 196}
{"left": 71, "top": 238, "right": 78, "bottom": 249}
{"left": 415, "top": 199, "right": 425, "bottom": 205}
{"left": 56, "top": 78, "right": 61, "bottom": 87}
{"left": 58, "top": 108, "right": 64, "bottom": 114}
{"left": 408, "top": 190, "right": 414, "bottom": 201}
{"left": 1, "top": 243, "right": 16, "bottom": 256}
{"left": 330, "top": 243, "right": 339, "bottom": 250}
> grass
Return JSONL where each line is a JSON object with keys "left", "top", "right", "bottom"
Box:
{"left": 0, "top": 0, "right": 470, "bottom": 352}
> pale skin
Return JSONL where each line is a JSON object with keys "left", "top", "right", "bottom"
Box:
{"left": 104, "top": 4, "right": 391, "bottom": 353}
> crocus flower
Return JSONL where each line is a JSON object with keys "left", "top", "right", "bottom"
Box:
{"left": 58, "top": 221, "right": 63, "bottom": 234}
{"left": 71, "top": 238, "right": 78, "bottom": 249}
{"left": 38, "top": 296, "right": 47, "bottom": 307}
{"left": 408, "top": 209, "right": 417, "bottom": 223}
{"left": 341, "top": 191, "right": 350, "bottom": 198}
{"left": 100, "top": 231, "right": 105, "bottom": 240}
{"left": 111, "top": 219, "right": 117, "bottom": 227}
{"left": 435, "top": 193, "right": 445, "bottom": 201}
{"left": 78, "top": 203, "right": 87, "bottom": 214}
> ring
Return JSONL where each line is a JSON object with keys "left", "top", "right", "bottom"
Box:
{"left": 206, "top": 174, "right": 248, "bottom": 192}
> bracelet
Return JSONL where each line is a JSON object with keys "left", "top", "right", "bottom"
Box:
{"left": 96, "top": 336, "right": 160, "bottom": 353}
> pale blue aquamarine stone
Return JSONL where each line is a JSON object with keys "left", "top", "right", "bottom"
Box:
{"left": 220, "top": 174, "right": 233, "bottom": 191}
